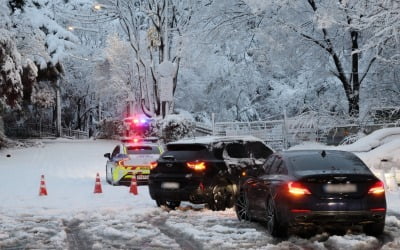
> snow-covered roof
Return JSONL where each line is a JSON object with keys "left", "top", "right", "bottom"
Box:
{"left": 168, "top": 135, "right": 267, "bottom": 145}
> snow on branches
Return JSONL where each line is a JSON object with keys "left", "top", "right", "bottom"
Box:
{"left": 0, "top": 29, "right": 23, "bottom": 109}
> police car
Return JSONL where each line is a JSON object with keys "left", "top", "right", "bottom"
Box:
{"left": 104, "top": 139, "right": 163, "bottom": 185}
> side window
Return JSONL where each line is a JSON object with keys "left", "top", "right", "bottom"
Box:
{"left": 277, "top": 162, "right": 288, "bottom": 175}
{"left": 247, "top": 141, "right": 273, "bottom": 159}
{"left": 111, "top": 146, "right": 120, "bottom": 158}
{"left": 269, "top": 157, "right": 283, "bottom": 175}
{"left": 225, "top": 143, "right": 247, "bottom": 158}
{"left": 262, "top": 156, "right": 276, "bottom": 175}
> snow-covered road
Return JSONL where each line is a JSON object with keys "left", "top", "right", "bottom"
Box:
{"left": 1, "top": 139, "right": 400, "bottom": 249}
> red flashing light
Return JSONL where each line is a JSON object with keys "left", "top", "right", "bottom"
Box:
{"left": 186, "top": 161, "right": 206, "bottom": 171}
{"left": 133, "top": 119, "right": 139, "bottom": 124}
{"left": 288, "top": 182, "right": 311, "bottom": 196}
{"left": 368, "top": 181, "right": 385, "bottom": 195}
{"left": 132, "top": 138, "right": 139, "bottom": 143}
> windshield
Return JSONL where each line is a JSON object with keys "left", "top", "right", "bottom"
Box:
{"left": 126, "top": 146, "right": 160, "bottom": 155}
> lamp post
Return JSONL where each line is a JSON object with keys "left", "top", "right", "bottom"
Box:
{"left": 67, "top": 26, "right": 100, "bottom": 32}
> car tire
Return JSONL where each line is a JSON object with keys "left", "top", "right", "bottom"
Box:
{"left": 235, "top": 190, "right": 250, "bottom": 221}
{"left": 363, "top": 222, "right": 385, "bottom": 236}
{"left": 265, "top": 197, "right": 288, "bottom": 237}
{"left": 209, "top": 181, "right": 234, "bottom": 211}
{"left": 156, "top": 200, "right": 181, "bottom": 210}
{"left": 110, "top": 169, "right": 118, "bottom": 186}
{"left": 106, "top": 166, "right": 112, "bottom": 184}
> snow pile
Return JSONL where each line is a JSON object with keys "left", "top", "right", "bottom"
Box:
{"left": 150, "top": 114, "right": 196, "bottom": 143}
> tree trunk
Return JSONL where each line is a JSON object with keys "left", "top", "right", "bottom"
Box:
{"left": 349, "top": 30, "right": 360, "bottom": 117}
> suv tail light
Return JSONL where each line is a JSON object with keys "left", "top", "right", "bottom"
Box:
{"left": 288, "top": 181, "right": 311, "bottom": 196}
{"left": 368, "top": 181, "right": 385, "bottom": 195}
{"left": 186, "top": 161, "right": 206, "bottom": 171}
{"left": 150, "top": 161, "right": 158, "bottom": 170}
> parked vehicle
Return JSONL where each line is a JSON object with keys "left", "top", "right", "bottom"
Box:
{"left": 148, "top": 136, "right": 274, "bottom": 210}
{"left": 104, "top": 142, "right": 163, "bottom": 185}
{"left": 235, "top": 150, "right": 386, "bottom": 237}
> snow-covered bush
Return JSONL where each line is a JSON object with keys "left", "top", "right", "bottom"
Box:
{"left": 95, "top": 119, "right": 125, "bottom": 139}
{"left": 149, "top": 114, "right": 195, "bottom": 143}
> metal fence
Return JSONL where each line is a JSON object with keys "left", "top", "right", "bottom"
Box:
{"left": 5, "top": 123, "right": 89, "bottom": 139}
{"left": 194, "top": 116, "right": 400, "bottom": 151}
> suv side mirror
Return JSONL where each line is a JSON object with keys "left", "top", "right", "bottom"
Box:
{"left": 104, "top": 153, "right": 111, "bottom": 159}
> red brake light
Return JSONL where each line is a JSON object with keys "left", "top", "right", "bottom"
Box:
{"left": 186, "top": 161, "right": 206, "bottom": 171}
{"left": 370, "top": 208, "right": 386, "bottom": 212}
{"left": 150, "top": 161, "right": 158, "bottom": 170}
{"left": 368, "top": 181, "right": 385, "bottom": 195}
{"left": 288, "top": 182, "right": 311, "bottom": 195}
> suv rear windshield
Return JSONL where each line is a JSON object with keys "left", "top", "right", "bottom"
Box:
{"left": 164, "top": 144, "right": 214, "bottom": 160}
{"left": 127, "top": 146, "right": 159, "bottom": 154}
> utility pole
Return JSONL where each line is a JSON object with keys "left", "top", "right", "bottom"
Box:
{"left": 56, "top": 79, "right": 62, "bottom": 137}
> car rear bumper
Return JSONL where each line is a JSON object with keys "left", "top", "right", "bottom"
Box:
{"left": 117, "top": 174, "right": 149, "bottom": 186}
{"left": 148, "top": 174, "right": 208, "bottom": 203}
{"left": 289, "top": 210, "right": 386, "bottom": 226}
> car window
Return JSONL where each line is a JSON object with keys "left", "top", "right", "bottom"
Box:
{"left": 246, "top": 141, "right": 273, "bottom": 159}
{"left": 225, "top": 143, "right": 247, "bottom": 158}
{"left": 262, "top": 155, "right": 276, "bottom": 174}
{"left": 277, "top": 161, "right": 288, "bottom": 175}
{"left": 269, "top": 157, "right": 282, "bottom": 175}
{"left": 111, "top": 146, "right": 120, "bottom": 158}
{"left": 164, "top": 144, "right": 214, "bottom": 160}
{"left": 126, "top": 146, "right": 160, "bottom": 154}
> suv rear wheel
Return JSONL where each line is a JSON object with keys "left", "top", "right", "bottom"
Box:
{"left": 363, "top": 222, "right": 384, "bottom": 236}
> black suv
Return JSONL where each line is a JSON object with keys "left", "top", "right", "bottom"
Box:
{"left": 148, "top": 136, "right": 274, "bottom": 210}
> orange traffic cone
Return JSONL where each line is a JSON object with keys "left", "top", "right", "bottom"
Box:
{"left": 94, "top": 173, "right": 103, "bottom": 194}
{"left": 129, "top": 176, "right": 138, "bottom": 195}
{"left": 39, "top": 175, "right": 48, "bottom": 196}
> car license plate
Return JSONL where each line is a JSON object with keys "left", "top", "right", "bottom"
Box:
{"left": 324, "top": 184, "right": 357, "bottom": 193}
{"left": 136, "top": 175, "right": 148, "bottom": 180}
{"left": 161, "top": 182, "right": 180, "bottom": 189}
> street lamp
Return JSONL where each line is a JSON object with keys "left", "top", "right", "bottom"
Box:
{"left": 67, "top": 25, "right": 100, "bottom": 32}
{"left": 93, "top": 4, "right": 102, "bottom": 10}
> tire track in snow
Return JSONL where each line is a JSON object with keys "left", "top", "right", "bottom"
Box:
{"left": 151, "top": 216, "right": 203, "bottom": 250}
{"left": 63, "top": 219, "right": 92, "bottom": 250}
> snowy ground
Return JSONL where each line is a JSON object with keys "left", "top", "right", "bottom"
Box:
{"left": 1, "top": 134, "right": 400, "bottom": 249}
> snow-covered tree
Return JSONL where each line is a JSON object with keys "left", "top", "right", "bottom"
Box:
{"left": 238, "top": 0, "right": 399, "bottom": 117}
{"left": 93, "top": 0, "right": 192, "bottom": 118}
